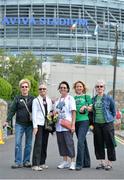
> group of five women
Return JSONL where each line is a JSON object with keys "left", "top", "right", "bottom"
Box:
{"left": 6, "top": 79, "right": 116, "bottom": 171}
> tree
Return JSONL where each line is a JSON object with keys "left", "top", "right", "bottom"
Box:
{"left": 73, "top": 54, "right": 84, "bottom": 64}
{"left": 0, "top": 49, "right": 8, "bottom": 78}
{"left": 6, "top": 52, "right": 40, "bottom": 98}
{"left": 25, "top": 75, "right": 38, "bottom": 97}
{"left": 89, "top": 57, "right": 102, "bottom": 65}
{"left": 52, "top": 54, "right": 64, "bottom": 63}
{"left": 0, "top": 77, "right": 12, "bottom": 100}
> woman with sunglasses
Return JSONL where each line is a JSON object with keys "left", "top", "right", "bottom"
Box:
{"left": 5, "top": 79, "right": 34, "bottom": 169}
{"left": 54, "top": 81, "right": 76, "bottom": 170}
{"left": 92, "top": 80, "right": 116, "bottom": 171}
{"left": 32, "top": 83, "right": 53, "bottom": 171}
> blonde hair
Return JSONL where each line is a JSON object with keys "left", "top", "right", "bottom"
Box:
{"left": 73, "top": 81, "right": 87, "bottom": 93}
{"left": 19, "top": 79, "right": 31, "bottom": 88}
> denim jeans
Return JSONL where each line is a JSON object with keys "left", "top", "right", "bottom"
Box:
{"left": 75, "top": 120, "right": 91, "bottom": 168}
{"left": 15, "top": 123, "right": 33, "bottom": 165}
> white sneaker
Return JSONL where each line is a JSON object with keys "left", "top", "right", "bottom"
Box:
{"left": 57, "top": 161, "right": 70, "bottom": 169}
{"left": 40, "top": 164, "right": 48, "bottom": 169}
{"left": 32, "top": 166, "right": 43, "bottom": 171}
{"left": 69, "top": 162, "right": 76, "bottom": 170}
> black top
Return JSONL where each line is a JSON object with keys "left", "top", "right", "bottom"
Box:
{"left": 7, "top": 95, "right": 34, "bottom": 126}
{"left": 43, "top": 97, "right": 47, "bottom": 117}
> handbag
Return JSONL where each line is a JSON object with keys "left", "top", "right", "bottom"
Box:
{"left": 20, "top": 99, "right": 32, "bottom": 121}
{"left": 84, "top": 95, "right": 94, "bottom": 126}
{"left": 37, "top": 98, "right": 55, "bottom": 133}
{"left": 60, "top": 119, "right": 75, "bottom": 130}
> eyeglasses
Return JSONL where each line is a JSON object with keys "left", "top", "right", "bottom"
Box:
{"left": 60, "top": 87, "right": 67, "bottom": 89}
{"left": 96, "top": 85, "right": 104, "bottom": 88}
{"left": 21, "top": 86, "right": 28, "bottom": 88}
{"left": 39, "top": 88, "right": 46, "bottom": 91}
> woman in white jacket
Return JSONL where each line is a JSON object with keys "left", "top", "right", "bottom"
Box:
{"left": 32, "top": 83, "right": 53, "bottom": 171}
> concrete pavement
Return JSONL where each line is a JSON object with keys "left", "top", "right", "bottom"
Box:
{"left": 1, "top": 132, "right": 124, "bottom": 179}
{"left": 115, "top": 130, "right": 124, "bottom": 140}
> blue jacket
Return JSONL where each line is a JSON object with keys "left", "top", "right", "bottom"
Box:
{"left": 92, "top": 94, "right": 116, "bottom": 123}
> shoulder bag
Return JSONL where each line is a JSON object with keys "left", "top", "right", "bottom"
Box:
{"left": 37, "top": 98, "right": 55, "bottom": 132}
{"left": 85, "top": 95, "right": 94, "bottom": 126}
{"left": 20, "top": 99, "right": 32, "bottom": 121}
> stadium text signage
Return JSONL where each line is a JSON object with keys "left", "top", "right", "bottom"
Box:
{"left": 1, "top": 16, "right": 88, "bottom": 26}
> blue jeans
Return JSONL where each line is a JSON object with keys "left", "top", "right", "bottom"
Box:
{"left": 75, "top": 121, "right": 91, "bottom": 168}
{"left": 15, "top": 123, "right": 33, "bottom": 165}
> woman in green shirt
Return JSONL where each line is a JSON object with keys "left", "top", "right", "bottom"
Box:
{"left": 73, "top": 81, "right": 92, "bottom": 171}
{"left": 92, "top": 80, "right": 116, "bottom": 171}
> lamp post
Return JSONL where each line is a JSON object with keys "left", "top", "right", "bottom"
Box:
{"left": 112, "top": 24, "right": 119, "bottom": 100}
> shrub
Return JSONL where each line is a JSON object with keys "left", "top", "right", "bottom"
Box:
{"left": 0, "top": 77, "right": 12, "bottom": 100}
{"left": 25, "top": 75, "right": 38, "bottom": 97}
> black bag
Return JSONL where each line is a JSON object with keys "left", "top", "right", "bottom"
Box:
{"left": 88, "top": 111, "right": 94, "bottom": 126}
{"left": 85, "top": 95, "right": 94, "bottom": 126}
{"left": 45, "top": 118, "right": 56, "bottom": 133}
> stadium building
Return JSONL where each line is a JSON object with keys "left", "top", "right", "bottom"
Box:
{"left": 0, "top": 0, "right": 124, "bottom": 65}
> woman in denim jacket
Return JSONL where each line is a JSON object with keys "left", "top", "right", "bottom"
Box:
{"left": 92, "top": 80, "right": 116, "bottom": 171}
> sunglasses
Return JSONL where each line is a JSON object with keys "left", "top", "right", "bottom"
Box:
{"left": 60, "top": 87, "right": 67, "bottom": 89}
{"left": 21, "top": 86, "right": 28, "bottom": 88}
{"left": 39, "top": 88, "right": 46, "bottom": 91}
{"left": 96, "top": 85, "right": 104, "bottom": 88}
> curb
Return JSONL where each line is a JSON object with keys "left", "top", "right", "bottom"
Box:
{"left": 115, "top": 133, "right": 124, "bottom": 140}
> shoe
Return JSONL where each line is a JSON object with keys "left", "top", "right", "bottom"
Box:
{"left": 83, "top": 165, "right": 90, "bottom": 168}
{"left": 11, "top": 163, "right": 23, "bottom": 169}
{"left": 105, "top": 165, "right": 112, "bottom": 171}
{"left": 69, "top": 162, "right": 76, "bottom": 170}
{"left": 23, "top": 162, "right": 32, "bottom": 168}
{"left": 40, "top": 164, "right": 48, "bottom": 169}
{"left": 32, "top": 166, "right": 43, "bottom": 171}
{"left": 96, "top": 164, "right": 105, "bottom": 170}
{"left": 76, "top": 166, "right": 82, "bottom": 171}
{"left": 57, "top": 161, "right": 70, "bottom": 169}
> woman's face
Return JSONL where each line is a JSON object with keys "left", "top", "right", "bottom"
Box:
{"left": 20, "top": 82, "right": 29, "bottom": 96}
{"left": 59, "top": 83, "right": 68, "bottom": 96}
{"left": 95, "top": 83, "right": 105, "bottom": 95}
{"left": 38, "top": 85, "right": 47, "bottom": 97}
{"left": 75, "top": 82, "right": 84, "bottom": 95}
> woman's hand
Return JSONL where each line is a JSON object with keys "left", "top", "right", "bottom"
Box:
{"left": 71, "top": 123, "right": 75, "bottom": 133}
{"left": 33, "top": 128, "right": 38, "bottom": 135}
{"left": 80, "top": 106, "right": 87, "bottom": 112}
{"left": 3, "top": 121, "right": 8, "bottom": 127}
{"left": 87, "top": 105, "right": 92, "bottom": 112}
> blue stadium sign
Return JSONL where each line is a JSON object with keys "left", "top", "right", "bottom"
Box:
{"left": 1, "top": 16, "right": 88, "bottom": 26}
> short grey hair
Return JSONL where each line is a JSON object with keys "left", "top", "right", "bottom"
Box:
{"left": 95, "top": 80, "right": 105, "bottom": 87}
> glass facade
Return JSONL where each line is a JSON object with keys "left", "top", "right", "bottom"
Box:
{"left": 0, "top": 0, "right": 124, "bottom": 64}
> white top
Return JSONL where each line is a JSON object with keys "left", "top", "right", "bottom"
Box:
{"left": 32, "top": 95, "right": 53, "bottom": 128}
{"left": 54, "top": 94, "right": 76, "bottom": 132}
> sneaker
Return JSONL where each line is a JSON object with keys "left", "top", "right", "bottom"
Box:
{"left": 23, "top": 162, "right": 32, "bottom": 168}
{"left": 57, "top": 161, "right": 70, "bottom": 169}
{"left": 32, "top": 166, "right": 43, "bottom": 171}
{"left": 96, "top": 164, "right": 105, "bottom": 170}
{"left": 40, "top": 164, "right": 48, "bottom": 169}
{"left": 69, "top": 162, "right": 76, "bottom": 170}
{"left": 105, "top": 165, "right": 112, "bottom": 171}
{"left": 11, "top": 163, "right": 23, "bottom": 169}
{"left": 76, "top": 166, "right": 82, "bottom": 171}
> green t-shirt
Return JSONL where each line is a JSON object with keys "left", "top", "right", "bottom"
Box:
{"left": 94, "top": 96, "right": 106, "bottom": 123}
{"left": 74, "top": 95, "right": 92, "bottom": 122}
